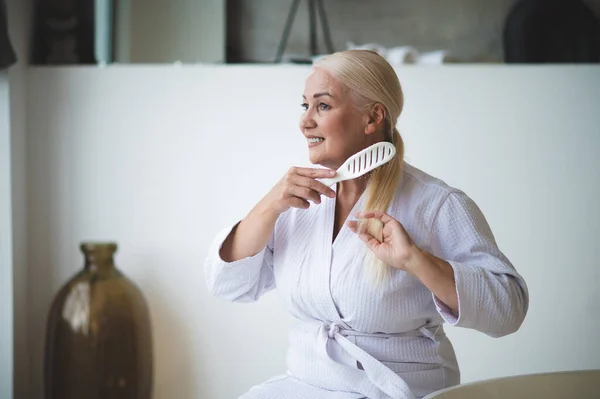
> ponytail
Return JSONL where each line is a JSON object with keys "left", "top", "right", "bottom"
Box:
{"left": 360, "top": 122, "right": 404, "bottom": 285}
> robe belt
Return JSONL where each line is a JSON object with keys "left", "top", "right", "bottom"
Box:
{"left": 302, "top": 320, "right": 444, "bottom": 399}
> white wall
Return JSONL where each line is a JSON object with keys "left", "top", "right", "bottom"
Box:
{"left": 25, "top": 64, "right": 600, "bottom": 398}
{"left": 0, "top": 70, "right": 13, "bottom": 399}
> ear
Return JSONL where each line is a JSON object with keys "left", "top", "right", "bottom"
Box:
{"left": 364, "top": 103, "right": 386, "bottom": 136}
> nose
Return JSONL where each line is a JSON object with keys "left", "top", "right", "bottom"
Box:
{"left": 300, "top": 108, "right": 317, "bottom": 132}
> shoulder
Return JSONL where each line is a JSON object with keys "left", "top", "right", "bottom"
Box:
{"left": 398, "top": 162, "right": 493, "bottom": 240}
{"left": 389, "top": 163, "right": 481, "bottom": 243}
{"left": 396, "top": 162, "right": 466, "bottom": 210}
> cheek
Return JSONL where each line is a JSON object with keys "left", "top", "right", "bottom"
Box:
{"left": 321, "top": 113, "right": 346, "bottom": 133}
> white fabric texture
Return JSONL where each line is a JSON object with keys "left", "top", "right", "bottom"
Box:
{"left": 205, "top": 162, "right": 529, "bottom": 399}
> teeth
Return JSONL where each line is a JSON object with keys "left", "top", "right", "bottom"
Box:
{"left": 308, "top": 138, "right": 324, "bottom": 143}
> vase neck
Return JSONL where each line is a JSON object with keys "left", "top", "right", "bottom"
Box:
{"left": 81, "top": 242, "right": 117, "bottom": 271}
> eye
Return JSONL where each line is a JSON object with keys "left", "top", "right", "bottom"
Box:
{"left": 319, "top": 103, "right": 331, "bottom": 110}
{"left": 301, "top": 103, "right": 309, "bottom": 111}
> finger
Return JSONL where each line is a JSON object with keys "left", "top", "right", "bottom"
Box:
{"left": 288, "top": 185, "right": 321, "bottom": 204}
{"left": 348, "top": 220, "right": 380, "bottom": 241}
{"left": 291, "top": 174, "right": 336, "bottom": 198}
{"left": 348, "top": 219, "right": 380, "bottom": 236}
{"left": 346, "top": 220, "right": 368, "bottom": 234}
{"left": 354, "top": 211, "right": 395, "bottom": 224}
{"left": 289, "top": 197, "right": 310, "bottom": 209}
{"left": 292, "top": 166, "right": 337, "bottom": 179}
{"left": 365, "top": 237, "right": 383, "bottom": 252}
{"left": 358, "top": 232, "right": 382, "bottom": 250}
{"left": 346, "top": 220, "right": 358, "bottom": 231}
{"left": 347, "top": 222, "right": 371, "bottom": 240}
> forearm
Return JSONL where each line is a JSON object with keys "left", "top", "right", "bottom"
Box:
{"left": 220, "top": 202, "right": 279, "bottom": 262}
{"left": 405, "top": 246, "right": 458, "bottom": 313}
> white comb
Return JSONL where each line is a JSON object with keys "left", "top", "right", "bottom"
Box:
{"left": 318, "top": 141, "right": 396, "bottom": 187}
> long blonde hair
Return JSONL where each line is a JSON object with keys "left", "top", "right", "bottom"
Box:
{"left": 314, "top": 50, "right": 405, "bottom": 285}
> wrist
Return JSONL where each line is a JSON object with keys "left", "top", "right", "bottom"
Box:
{"left": 402, "top": 245, "right": 430, "bottom": 276}
{"left": 250, "top": 200, "right": 281, "bottom": 223}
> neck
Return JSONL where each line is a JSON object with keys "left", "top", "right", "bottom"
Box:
{"left": 81, "top": 242, "right": 117, "bottom": 272}
{"left": 84, "top": 254, "right": 114, "bottom": 271}
{"left": 338, "top": 174, "right": 370, "bottom": 198}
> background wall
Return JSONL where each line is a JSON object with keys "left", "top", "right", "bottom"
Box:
{"left": 227, "top": 0, "right": 600, "bottom": 62}
{"left": 22, "top": 64, "right": 600, "bottom": 398}
{"left": 6, "top": 0, "right": 30, "bottom": 398}
{"left": 0, "top": 67, "right": 13, "bottom": 399}
{"left": 115, "top": 0, "right": 225, "bottom": 63}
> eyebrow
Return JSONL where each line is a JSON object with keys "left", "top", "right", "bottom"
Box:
{"left": 302, "top": 92, "right": 335, "bottom": 99}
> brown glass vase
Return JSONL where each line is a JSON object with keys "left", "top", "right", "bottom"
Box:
{"left": 44, "top": 242, "right": 153, "bottom": 399}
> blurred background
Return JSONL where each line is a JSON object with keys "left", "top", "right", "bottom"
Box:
{"left": 19, "top": 0, "right": 600, "bottom": 65}
{"left": 1, "top": 1, "right": 599, "bottom": 399}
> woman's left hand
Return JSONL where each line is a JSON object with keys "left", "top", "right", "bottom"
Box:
{"left": 346, "top": 211, "right": 419, "bottom": 272}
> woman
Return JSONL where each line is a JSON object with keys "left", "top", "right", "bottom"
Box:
{"left": 204, "top": 50, "right": 529, "bottom": 399}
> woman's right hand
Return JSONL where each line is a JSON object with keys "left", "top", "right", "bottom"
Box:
{"left": 261, "top": 167, "right": 337, "bottom": 215}
{"left": 221, "top": 167, "right": 336, "bottom": 262}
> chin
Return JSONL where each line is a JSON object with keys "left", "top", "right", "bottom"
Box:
{"left": 307, "top": 149, "right": 320, "bottom": 164}
{"left": 308, "top": 148, "right": 338, "bottom": 169}
{"left": 308, "top": 156, "right": 322, "bottom": 166}
{"left": 308, "top": 154, "right": 329, "bottom": 168}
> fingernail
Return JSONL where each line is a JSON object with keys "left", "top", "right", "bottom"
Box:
{"left": 329, "top": 170, "right": 336, "bottom": 175}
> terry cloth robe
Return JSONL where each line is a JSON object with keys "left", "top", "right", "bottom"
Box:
{"left": 205, "top": 162, "right": 529, "bottom": 399}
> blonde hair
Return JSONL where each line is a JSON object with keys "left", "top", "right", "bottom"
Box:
{"left": 314, "top": 50, "right": 405, "bottom": 285}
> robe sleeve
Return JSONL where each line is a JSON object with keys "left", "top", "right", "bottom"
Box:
{"left": 204, "top": 221, "right": 275, "bottom": 303}
{"left": 429, "top": 191, "right": 529, "bottom": 337}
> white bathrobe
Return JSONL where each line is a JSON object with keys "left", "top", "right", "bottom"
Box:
{"left": 205, "top": 162, "right": 529, "bottom": 399}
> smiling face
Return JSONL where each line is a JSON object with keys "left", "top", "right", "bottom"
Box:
{"left": 299, "top": 68, "right": 376, "bottom": 170}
